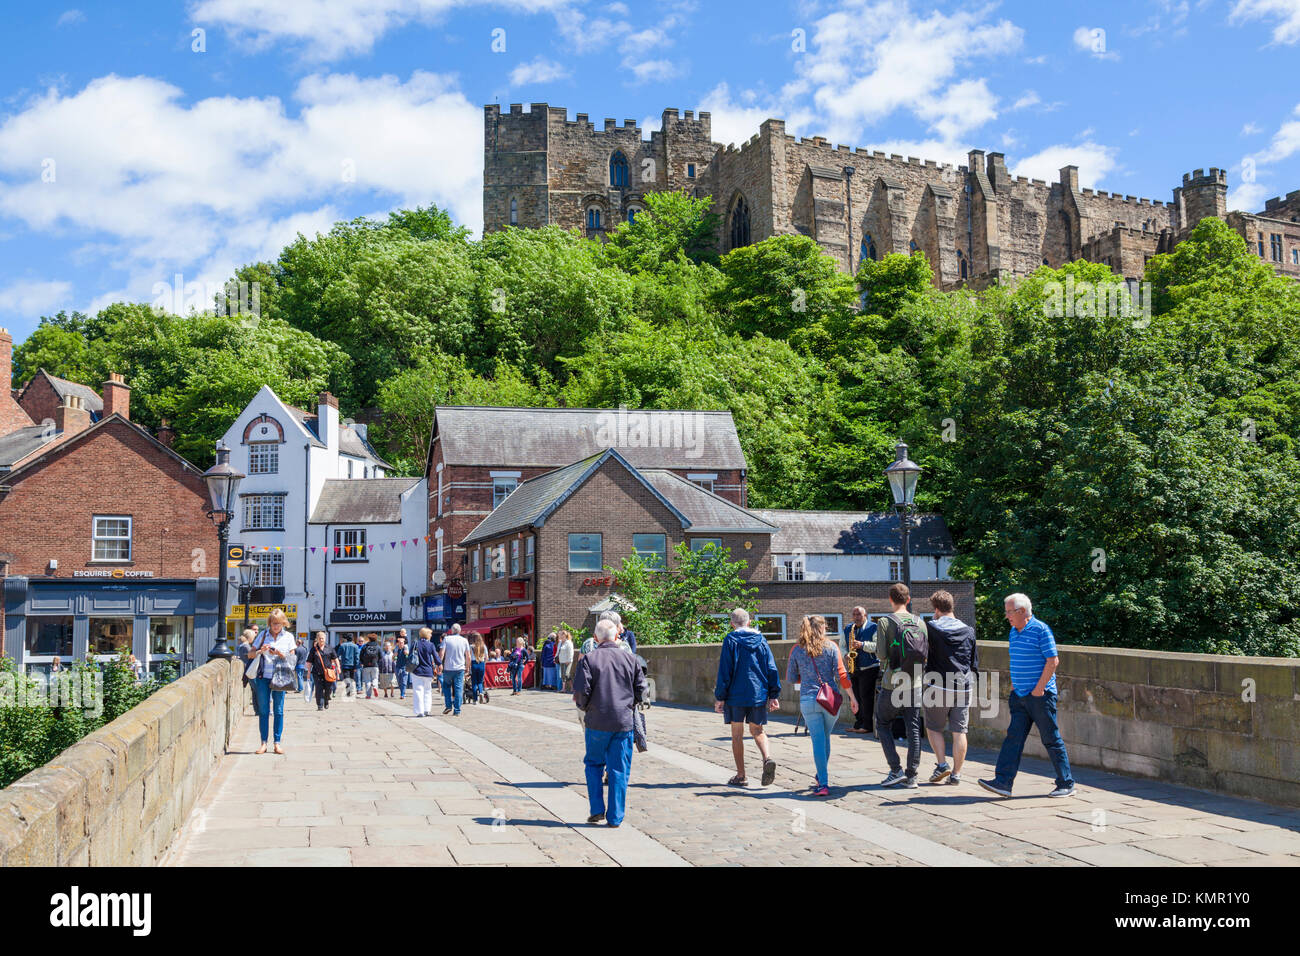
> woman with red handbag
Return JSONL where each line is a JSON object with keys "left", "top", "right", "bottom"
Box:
{"left": 305, "top": 631, "right": 339, "bottom": 711}
{"left": 786, "top": 615, "right": 857, "bottom": 796}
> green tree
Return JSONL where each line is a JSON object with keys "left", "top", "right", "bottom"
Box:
{"left": 716, "top": 234, "right": 858, "bottom": 339}
{"left": 610, "top": 542, "right": 757, "bottom": 645}
{"left": 603, "top": 191, "right": 721, "bottom": 272}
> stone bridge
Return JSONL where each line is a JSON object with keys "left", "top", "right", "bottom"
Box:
{"left": 1, "top": 644, "right": 1298, "bottom": 867}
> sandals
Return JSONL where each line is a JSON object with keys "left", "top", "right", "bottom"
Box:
{"left": 726, "top": 774, "right": 748, "bottom": 787}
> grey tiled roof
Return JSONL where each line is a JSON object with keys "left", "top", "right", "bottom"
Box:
{"left": 433, "top": 406, "right": 748, "bottom": 471}
{"left": 339, "top": 424, "right": 392, "bottom": 469}
{"left": 34, "top": 371, "right": 104, "bottom": 415}
{"left": 309, "top": 478, "right": 421, "bottom": 524}
{"left": 461, "top": 452, "right": 610, "bottom": 545}
{"left": 0, "top": 425, "right": 54, "bottom": 469}
{"left": 639, "top": 470, "right": 778, "bottom": 534}
{"left": 751, "top": 510, "right": 955, "bottom": 556}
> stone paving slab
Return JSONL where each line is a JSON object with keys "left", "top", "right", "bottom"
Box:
{"left": 164, "top": 687, "right": 1300, "bottom": 867}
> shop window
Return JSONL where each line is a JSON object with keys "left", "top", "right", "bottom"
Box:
{"left": 149, "top": 616, "right": 191, "bottom": 657}
{"left": 248, "top": 441, "right": 279, "bottom": 475}
{"left": 25, "top": 616, "right": 73, "bottom": 657}
{"left": 243, "top": 495, "right": 285, "bottom": 530}
{"left": 492, "top": 477, "right": 518, "bottom": 508}
{"left": 632, "top": 533, "right": 667, "bottom": 569}
{"left": 335, "top": 528, "right": 367, "bottom": 561}
{"left": 336, "top": 583, "right": 365, "bottom": 609}
{"left": 89, "top": 617, "right": 133, "bottom": 657}
{"left": 525, "top": 536, "right": 535, "bottom": 573}
{"left": 92, "top": 515, "right": 132, "bottom": 561}
{"left": 690, "top": 538, "right": 723, "bottom": 552}
{"left": 568, "top": 533, "right": 602, "bottom": 571}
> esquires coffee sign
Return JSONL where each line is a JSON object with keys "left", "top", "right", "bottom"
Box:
{"left": 329, "top": 610, "right": 402, "bottom": 625}
{"left": 73, "top": 568, "right": 156, "bottom": 578}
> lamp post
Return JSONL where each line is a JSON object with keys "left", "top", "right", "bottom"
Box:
{"left": 203, "top": 441, "right": 245, "bottom": 660}
{"left": 883, "top": 442, "right": 922, "bottom": 608}
{"left": 238, "top": 555, "right": 259, "bottom": 638}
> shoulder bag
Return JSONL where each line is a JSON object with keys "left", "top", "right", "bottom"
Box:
{"left": 806, "top": 644, "right": 842, "bottom": 716}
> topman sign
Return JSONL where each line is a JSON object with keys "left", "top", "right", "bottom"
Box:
{"left": 329, "top": 610, "right": 402, "bottom": 625}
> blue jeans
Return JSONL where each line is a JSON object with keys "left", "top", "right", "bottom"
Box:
{"left": 397, "top": 668, "right": 410, "bottom": 698}
{"left": 251, "top": 678, "right": 286, "bottom": 744}
{"left": 584, "top": 729, "right": 633, "bottom": 825}
{"left": 294, "top": 665, "right": 304, "bottom": 692}
{"left": 799, "top": 697, "right": 839, "bottom": 788}
{"left": 994, "top": 690, "right": 1074, "bottom": 790}
{"left": 511, "top": 665, "right": 523, "bottom": 692}
{"left": 470, "top": 662, "right": 486, "bottom": 701}
{"left": 441, "top": 670, "right": 464, "bottom": 714}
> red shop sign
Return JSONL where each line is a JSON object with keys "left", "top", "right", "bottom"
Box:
{"left": 508, "top": 580, "right": 527, "bottom": 599}
{"left": 582, "top": 576, "right": 618, "bottom": 587}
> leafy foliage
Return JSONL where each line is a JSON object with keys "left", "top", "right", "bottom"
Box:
{"left": 610, "top": 542, "right": 758, "bottom": 645}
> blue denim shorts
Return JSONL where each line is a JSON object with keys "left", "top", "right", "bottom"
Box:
{"left": 723, "top": 703, "right": 768, "bottom": 725}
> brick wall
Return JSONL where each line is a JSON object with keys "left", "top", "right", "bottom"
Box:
{"left": 0, "top": 328, "right": 35, "bottom": 436}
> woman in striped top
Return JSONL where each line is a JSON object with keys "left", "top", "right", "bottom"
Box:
{"left": 785, "top": 615, "right": 857, "bottom": 796}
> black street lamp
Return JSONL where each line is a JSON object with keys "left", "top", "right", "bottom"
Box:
{"left": 203, "top": 440, "right": 245, "bottom": 660}
{"left": 883, "top": 442, "right": 922, "bottom": 607}
{"left": 238, "top": 555, "right": 259, "bottom": 638}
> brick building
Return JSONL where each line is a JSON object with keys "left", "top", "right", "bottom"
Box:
{"left": 484, "top": 103, "right": 1300, "bottom": 288}
{"left": 458, "top": 446, "right": 972, "bottom": 649}
{"left": 0, "top": 338, "right": 220, "bottom": 678}
{"left": 423, "top": 405, "right": 748, "bottom": 630}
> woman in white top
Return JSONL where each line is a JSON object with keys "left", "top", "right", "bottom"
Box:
{"left": 248, "top": 608, "right": 296, "bottom": 754}
{"left": 556, "top": 629, "right": 575, "bottom": 693}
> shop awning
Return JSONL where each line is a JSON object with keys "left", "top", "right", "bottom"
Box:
{"left": 461, "top": 613, "right": 532, "bottom": 635}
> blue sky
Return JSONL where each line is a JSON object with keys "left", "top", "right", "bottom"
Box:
{"left": 1, "top": 0, "right": 1298, "bottom": 342}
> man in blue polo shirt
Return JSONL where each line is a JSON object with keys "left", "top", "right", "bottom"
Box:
{"left": 979, "top": 593, "right": 1075, "bottom": 798}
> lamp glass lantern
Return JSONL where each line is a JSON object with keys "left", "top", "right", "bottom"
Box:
{"left": 237, "top": 555, "right": 258, "bottom": 589}
{"left": 883, "top": 442, "right": 922, "bottom": 508}
{"left": 203, "top": 441, "right": 245, "bottom": 517}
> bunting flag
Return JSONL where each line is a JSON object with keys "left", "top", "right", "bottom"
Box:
{"left": 225, "top": 540, "right": 431, "bottom": 554}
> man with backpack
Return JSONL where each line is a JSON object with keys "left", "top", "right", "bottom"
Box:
{"left": 359, "top": 633, "right": 382, "bottom": 699}
{"left": 335, "top": 634, "right": 360, "bottom": 698}
{"left": 859, "top": 583, "right": 928, "bottom": 788}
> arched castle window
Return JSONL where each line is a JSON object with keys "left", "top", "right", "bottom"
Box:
{"left": 861, "top": 233, "right": 878, "bottom": 263}
{"left": 586, "top": 206, "right": 603, "bottom": 231}
{"left": 627, "top": 205, "right": 642, "bottom": 223}
{"left": 509, "top": 197, "right": 518, "bottom": 226}
{"left": 729, "top": 195, "right": 751, "bottom": 250}
{"left": 610, "top": 152, "right": 629, "bottom": 189}
{"left": 956, "top": 248, "right": 968, "bottom": 280}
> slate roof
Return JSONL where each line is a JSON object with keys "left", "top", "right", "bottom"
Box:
{"left": 639, "top": 470, "right": 778, "bottom": 534}
{"left": 309, "top": 478, "right": 421, "bottom": 524}
{"left": 751, "top": 510, "right": 955, "bottom": 556}
{"left": 432, "top": 406, "right": 748, "bottom": 471}
{"left": 0, "top": 425, "right": 55, "bottom": 470}
{"left": 22, "top": 371, "right": 104, "bottom": 416}
{"left": 339, "top": 424, "right": 392, "bottom": 469}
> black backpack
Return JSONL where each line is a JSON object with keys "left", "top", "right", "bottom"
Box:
{"left": 885, "top": 613, "right": 929, "bottom": 673}
{"left": 360, "top": 642, "right": 379, "bottom": 667}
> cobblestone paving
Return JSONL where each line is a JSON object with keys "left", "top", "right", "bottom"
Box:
{"left": 165, "top": 686, "right": 1300, "bottom": 867}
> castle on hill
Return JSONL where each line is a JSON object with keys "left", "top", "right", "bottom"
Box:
{"left": 484, "top": 102, "right": 1300, "bottom": 289}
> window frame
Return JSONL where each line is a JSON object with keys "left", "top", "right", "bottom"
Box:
{"left": 525, "top": 536, "right": 535, "bottom": 574}
{"left": 334, "top": 528, "right": 368, "bottom": 562}
{"left": 632, "top": 532, "right": 668, "bottom": 569}
{"left": 248, "top": 441, "right": 279, "bottom": 475}
{"left": 689, "top": 537, "right": 723, "bottom": 552}
{"left": 24, "top": 615, "right": 74, "bottom": 659}
{"left": 336, "top": 582, "right": 366, "bottom": 610}
{"left": 492, "top": 477, "right": 518, "bottom": 509}
{"left": 251, "top": 551, "right": 284, "bottom": 587}
{"left": 242, "top": 495, "right": 285, "bottom": 531}
{"left": 510, "top": 539, "right": 520, "bottom": 576}
{"left": 568, "top": 533, "right": 603, "bottom": 572}
{"left": 91, "top": 515, "right": 132, "bottom": 563}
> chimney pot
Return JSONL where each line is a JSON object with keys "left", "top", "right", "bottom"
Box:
{"left": 102, "top": 372, "right": 131, "bottom": 421}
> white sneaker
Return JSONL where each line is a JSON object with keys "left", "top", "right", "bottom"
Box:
{"left": 1048, "top": 784, "right": 1076, "bottom": 798}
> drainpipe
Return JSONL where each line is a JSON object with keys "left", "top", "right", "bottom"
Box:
{"left": 844, "top": 166, "right": 856, "bottom": 274}
{"left": 303, "top": 443, "right": 311, "bottom": 598}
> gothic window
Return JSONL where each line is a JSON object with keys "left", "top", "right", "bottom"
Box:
{"left": 729, "top": 195, "right": 751, "bottom": 249}
{"left": 861, "top": 233, "right": 878, "bottom": 262}
{"left": 509, "top": 197, "right": 518, "bottom": 225}
{"left": 610, "top": 151, "right": 629, "bottom": 188}
{"left": 627, "top": 205, "right": 642, "bottom": 223}
{"left": 956, "top": 248, "right": 969, "bottom": 280}
{"left": 586, "top": 206, "right": 603, "bottom": 231}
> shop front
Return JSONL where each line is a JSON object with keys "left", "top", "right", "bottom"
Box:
{"left": 2, "top": 575, "right": 219, "bottom": 679}
{"left": 227, "top": 603, "right": 300, "bottom": 643}
{"left": 462, "top": 608, "right": 535, "bottom": 688}
{"left": 328, "top": 609, "right": 404, "bottom": 648}
{"left": 423, "top": 593, "right": 466, "bottom": 639}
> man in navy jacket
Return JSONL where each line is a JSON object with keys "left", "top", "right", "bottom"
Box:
{"left": 713, "top": 608, "right": 782, "bottom": 787}
{"left": 842, "top": 607, "right": 879, "bottom": 736}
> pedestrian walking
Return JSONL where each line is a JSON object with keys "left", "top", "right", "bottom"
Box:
{"left": 237, "top": 628, "right": 261, "bottom": 716}
{"left": 410, "top": 627, "right": 442, "bottom": 718}
{"left": 440, "top": 624, "right": 470, "bottom": 716}
{"left": 247, "top": 608, "right": 296, "bottom": 754}
{"left": 922, "top": 590, "right": 977, "bottom": 785}
{"left": 842, "top": 606, "right": 879, "bottom": 737}
{"left": 541, "top": 632, "right": 558, "bottom": 690}
{"left": 294, "top": 637, "right": 309, "bottom": 697}
{"left": 979, "top": 594, "right": 1075, "bottom": 798}
{"left": 305, "top": 632, "right": 338, "bottom": 711}
{"left": 359, "top": 633, "right": 381, "bottom": 699}
{"left": 395, "top": 631, "right": 411, "bottom": 699}
{"left": 556, "top": 629, "right": 574, "bottom": 692}
{"left": 336, "top": 634, "right": 360, "bottom": 698}
{"left": 713, "top": 608, "right": 781, "bottom": 788}
{"left": 508, "top": 636, "right": 528, "bottom": 694}
{"left": 468, "top": 635, "right": 488, "bottom": 704}
{"left": 379, "top": 639, "right": 397, "bottom": 698}
{"left": 861, "top": 583, "right": 927, "bottom": 788}
{"left": 574, "top": 619, "right": 648, "bottom": 827}
{"left": 787, "top": 615, "right": 857, "bottom": 796}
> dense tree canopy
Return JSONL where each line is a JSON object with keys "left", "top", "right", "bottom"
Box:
{"left": 13, "top": 204, "right": 1300, "bottom": 655}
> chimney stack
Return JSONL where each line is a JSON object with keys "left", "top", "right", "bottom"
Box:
{"left": 156, "top": 419, "right": 176, "bottom": 448}
{"left": 0, "top": 327, "right": 36, "bottom": 438}
{"left": 317, "top": 390, "right": 339, "bottom": 450}
{"left": 54, "top": 394, "right": 91, "bottom": 437}
{"left": 102, "top": 372, "right": 131, "bottom": 421}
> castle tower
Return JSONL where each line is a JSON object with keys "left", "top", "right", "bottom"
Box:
{"left": 1177, "top": 167, "right": 1228, "bottom": 231}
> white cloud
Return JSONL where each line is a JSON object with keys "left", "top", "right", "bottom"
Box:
{"left": 1012, "top": 91, "right": 1040, "bottom": 110}
{"left": 1011, "top": 141, "right": 1119, "bottom": 189}
{"left": 697, "top": 82, "right": 816, "bottom": 148}
{"left": 508, "top": 56, "right": 570, "bottom": 85}
{"left": 621, "top": 58, "right": 679, "bottom": 83}
{"left": 1250, "top": 102, "right": 1300, "bottom": 163}
{"left": 1072, "top": 25, "right": 1119, "bottom": 60}
{"left": 191, "top": 0, "right": 574, "bottom": 61}
{"left": 1230, "top": 0, "right": 1300, "bottom": 44}
{"left": 0, "top": 278, "right": 73, "bottom": 316}
{"left": 56, "top": 9, "right": 85, "bottom": 27}
{"left": 1228, "top": 181, "right": 1270, "bottom": 212}
{"left": 1241, "top": 121, "right": 1263, "bottom": 135}
{"left": 0, "top": 71, "right": 483, "bottom": 311}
